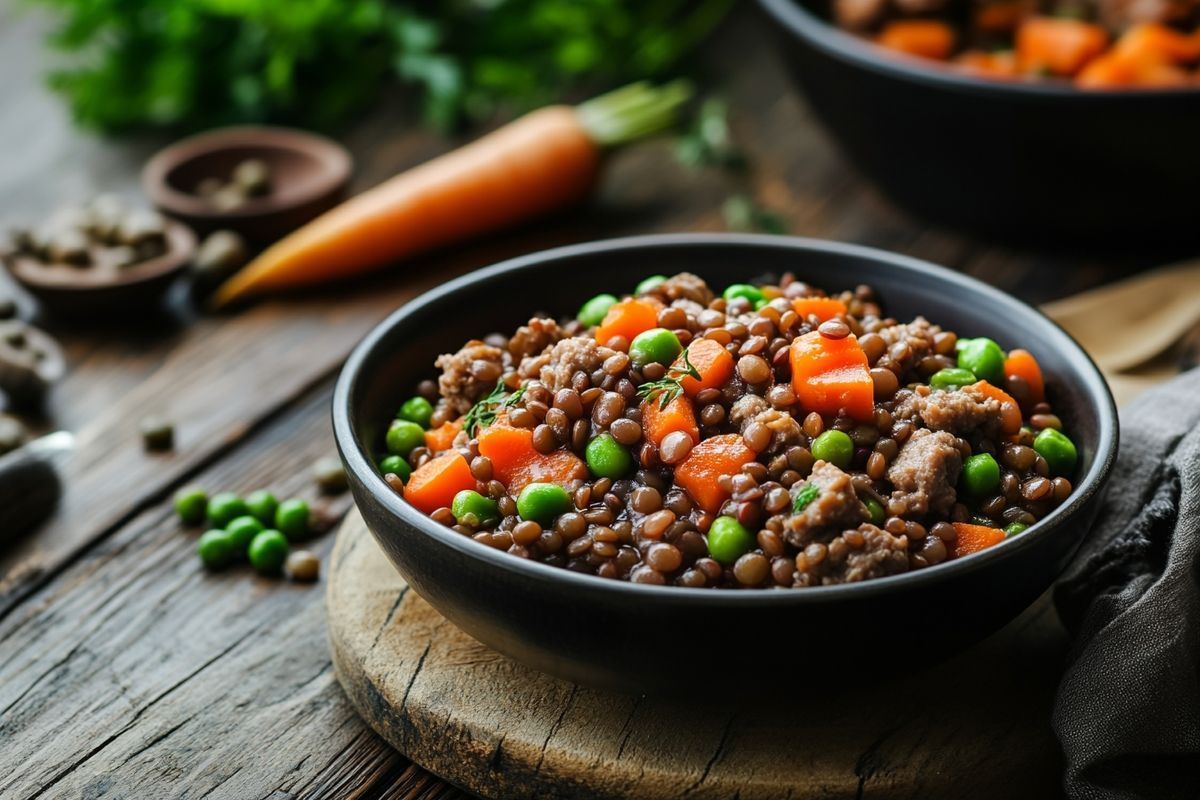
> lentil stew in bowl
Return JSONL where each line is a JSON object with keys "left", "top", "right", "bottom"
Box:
{"left": 376, "top": 270, "right": 1078, "bottom": 589}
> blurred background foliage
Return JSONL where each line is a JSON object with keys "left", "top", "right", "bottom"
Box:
{"left": 29, "top": 0, "right": 734, "bottom": 133}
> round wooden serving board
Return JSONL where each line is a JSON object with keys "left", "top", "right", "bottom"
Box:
{"left": 327, "top": 511, "right": 1068, "bottom": 800}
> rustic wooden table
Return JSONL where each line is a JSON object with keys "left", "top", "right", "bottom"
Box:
{"left": 0, "top": 4, "right": 1158, "bottom": 798}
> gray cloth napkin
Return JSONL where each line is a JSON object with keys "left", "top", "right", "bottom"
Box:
{"left": 1053, "top": 367, "right": 1200, "bottom": 800}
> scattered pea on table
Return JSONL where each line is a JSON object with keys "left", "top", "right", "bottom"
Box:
{"left": 197, "top": 529, "right": 235, "bottom": 570}
{"left": 207, "top": 492, "right": 248, "bottom": 528}
{"left": 275, "top": 498, "right": 311, "bottom": 539}
{"left": 248, "top": 529, "right": 289, "bottom": 574}
{"left": 172, "top": 486, "right": 208, "bottom": 525}
{"left": 285, "top": 550, "right": 321, "bottom": 582}
{"left": 245, "top": 490, "right": 279, "bottom": 526}
{"left": 225, "top": 515, "right": 265, "bottom": 553}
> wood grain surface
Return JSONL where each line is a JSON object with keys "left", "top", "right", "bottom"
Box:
{"left": 328, "top": 511, "right": 1065, "bottom": 800}
{"left": 0, "top": 0, "right": 1170, "bottom": 796}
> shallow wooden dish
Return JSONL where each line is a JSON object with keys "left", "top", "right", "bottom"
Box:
{"left": 2, "top": 221, "right": 196, "bottom": 318}
{"left": 141, "top": 125, "right": 353, "bottom": 244}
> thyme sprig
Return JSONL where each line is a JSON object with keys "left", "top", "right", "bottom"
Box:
{"left": 463, "top": 381, "right": 527, "bottom": 437}
{"left": 636, "top": 349, "right": 702, "bottom": 410}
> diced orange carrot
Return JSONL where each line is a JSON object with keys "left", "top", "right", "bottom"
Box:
{"left": 595, "top": 298, "right": 660, "bottom": 345}
{"left": 1113, "top": 23, "right": 1200, "bottom": 63}
{"left": 956, "top": 49, "right": 1020, "bottom": 78}
{"left": 477, "top": 420, "right": 586, "bottom": 491}
{"left": 405, "top": 452, "right": 478, "bottom": 514}
{"left": 789, "top": 330, "right": 874, "bottom": 421}
{"left": 674, "top": 434, "right": 757, "bottom": 514}
{"left": 1004, "top": 349, "right": 1045, "bottom": 405}
{"left": 973, "top": 2, "right": 1023, "bottom": 34}
{"left": 791, "top": 297, "right": 848, "bottom": 323}
{"left": 1076, "top": 51, "right": 1190, "bottom": 87}
{"left": 970, "top": 381, "right": 1023, "bottom": 436}
{"left": 949, "top": 522, "right": 1006, "bottom": 558}
{"left": 877, "top": 20, "right": 957, "bottom": 61}
{"left": 424, "top": 419, "right": 462, "bottom": 452}
{"left": 641, "top": 393, "right": 700, "bottom": 447}
{"left": 678, "top": 338, "right": 735, "bottom": 398}
{"left": 1016, "top": 17, "right": 1108, "bottom": 76}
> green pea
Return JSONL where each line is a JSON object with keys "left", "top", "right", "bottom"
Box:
{"left": 516, "top": 483, "right": 572, "bottom": 524}
{"left": 1034, "top": 428, "right": 1077, "bottom": 476}
{"left": 811, "top": 430, "right": 853, "bottom": 469}
{"left": 275, "top": 498, "right": 310, "bottom": 540}
{"left": 707, "top": 516, "right": 755, "bottom": 566}
{"left": 722, "top": 284, "right": 764, "bottom": 305}
{"left": 956, "top": 338, "right": 1006, "bottom": 385}
{"left": 585, "top": 433, "right": 633, "bottom": 479}
{"left": 245, "top": 490, "right": 278, "bottom": 526}
{"left": 1004, "top": 522, "right": 1030, "bottom": 538}
{"left": 207, "top": 492, "right": 248, "bottom": 528}
{"left": 197, "top": 529, "right": 236, "bottom": 570}
{"left": 930, "top": 368, "right": 977, "bottom": 391}
{"left": 379, "top": 455, "right": 411, "bottom": 482}
{"left": 397, "top": 396, "right": 434, "bottom": 429}
{"left": 635, "top": 275, "right": 668, "bottom": 295}
{"left": 248, "top": 529, "right": 289, "bottom": 574}
{"left": 864, "top": 497, "right": 885, "bottom": 526}
{"left": 961, "top": 453, "right": 1000, "bottom": 497}
{"left": 386, "top": 419, "right": 425, "bottom": 457}
{"left": 628, "top": 328, "right": 682, "bottom": 367}
{"left": 225, "top": 515, "right": 265, "bottom": 554}
{"left": 451, "top": 490, "right": 498, "bottom": 527}
{"left": 578, "top": 293, "right": 618, "bottom": 327}
{"left": 174, "top": 485, "right": 208, "bottom": 525}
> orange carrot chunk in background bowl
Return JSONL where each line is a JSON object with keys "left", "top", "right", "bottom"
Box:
{"left": 877, "top": 20, "right": 957, "bottom": 60}
{"left": 1016, "top": 17, "right": 1108, "bottom": 76}
{"left": 789, "top": 330, "right": 874, "bottom": 421}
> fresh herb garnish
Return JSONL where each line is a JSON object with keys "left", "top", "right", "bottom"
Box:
{"left": 636, "top": 348, "right": 702, "bottom": 410}
{"left": 722, "top": 194, "right": 788, "bottom": 235}
{"left": 463, "top": 382, "right": 527, "bottom": 437}
{"left": 675, "top": 98, "right": 746, "bottom": 169}
{"left": 793, "top": 484, "right": 820, "bottom": 513}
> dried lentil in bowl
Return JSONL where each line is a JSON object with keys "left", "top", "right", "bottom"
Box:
{"left": 377, "top": 272, "right": 1078, "bottom": 588}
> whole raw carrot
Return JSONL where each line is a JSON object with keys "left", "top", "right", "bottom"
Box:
{"left": 214, "top": 81, "right": 691, "bottom": 307}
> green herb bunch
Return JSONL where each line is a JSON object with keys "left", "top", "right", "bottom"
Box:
{"left": 30, "top": 0, "right": 733, "bottom": 133}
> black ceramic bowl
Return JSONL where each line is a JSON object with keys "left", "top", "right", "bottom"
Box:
{"left": 754, "top": 0, "right": 1200, "bottom": 244}
{"left": 334, "top": 234, "right": 1117, "bottom": 693}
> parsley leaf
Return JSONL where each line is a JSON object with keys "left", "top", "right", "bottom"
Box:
{"left": 793, "top": 483, "right": 820, "bottom": 513}
{"left": 636, "top": 348, "right": 702, "bottom": 410}
{"left": 463, "top": 382, "right": 526, "bottom": 438}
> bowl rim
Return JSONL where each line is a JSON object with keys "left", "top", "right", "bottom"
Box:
{"left": 333, "top": 233, "right": 1118, "bottom": 606}
{"left": 754, "top": 0, "right": 1200, "bottom": 101}
{"left": 141, "top": 124, "right": 353, "bottom": 221}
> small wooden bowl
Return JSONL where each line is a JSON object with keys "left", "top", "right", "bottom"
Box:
{"left": 141, "top": 126, "right": 353, "bottom": 245}
{"left": 0, "top": 319, "right": 66, "bottom": 408}
{"left": 1, "top": 221, "right": 196, "bottom": 318}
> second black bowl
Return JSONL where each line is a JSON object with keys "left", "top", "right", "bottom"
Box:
{"left": 755, "top": 0, "right": 1200, "bottom": 244}
{"left": 334, "top": 234, "right": 1117, "bottom": 693}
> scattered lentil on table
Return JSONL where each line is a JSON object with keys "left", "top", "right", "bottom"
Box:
{"left": 380, "top": 271, "right": 1078, "bottom": 588}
